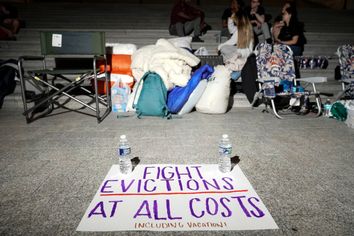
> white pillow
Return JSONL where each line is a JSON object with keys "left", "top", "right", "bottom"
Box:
{"left": 196, "top": 65, "right": 231, "bottom": 114}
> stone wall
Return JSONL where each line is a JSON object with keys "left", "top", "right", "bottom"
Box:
{"left": 4, "top": 0, "right": 353, "bottom": 9}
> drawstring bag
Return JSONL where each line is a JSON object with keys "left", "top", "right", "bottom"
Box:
{"left": 330, "top": 102, "right": 347, "bottom": 121}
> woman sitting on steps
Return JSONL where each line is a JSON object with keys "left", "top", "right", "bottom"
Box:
{"left": 218, "top": 9, "right": 254, "bottom": 81}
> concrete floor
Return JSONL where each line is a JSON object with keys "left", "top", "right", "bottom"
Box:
{"left": 0, "top": 105, "right": 353, "bottom": 235}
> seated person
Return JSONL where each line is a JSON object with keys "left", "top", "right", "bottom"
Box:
{"left": 169, "top": 0, "right": 211, "bottom": 43}
{"left": 271, "top": 15, "right": 284, "bottom": 43}
{"left": 245, "top": 0, "right": 272, "bottom": 45}
{"left": 282, "top": 1, "right": 297, "bottom": 15}
{"left": 0, "top": 4, "right": 21, "bottom": 40}
{"left": 218, "top": 11, "right": 254, "bottom": 81}
{"left": 221, "top": 0, "right": 244, "bottom": 38}
{"left": 274, "top": 6, "right": 305, "bottom": 57}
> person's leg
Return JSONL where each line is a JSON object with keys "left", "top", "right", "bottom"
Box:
{"left": 3, "top": 18, "right": 20, "bottom": 34}
{"left": 260, "top": 23, "right": 271, "bottom": 41}
{"left": 0, "top": 25, "right": 15, "bottom": 40}
{"left": 290, "top": 45, "right": 302, "bottom": 57}
{"left": 184, "top": 17, "right": 203, "bottom": 42}
{"left": 257, "top": 34, "right": 266, "bottom": 44}
{"left": 12, "top": 19, "right": 20, "bottom": 34}
{"left": 290, "top": 45, "right": 302, "bottom": 78}
{"left": 169, "top": 24, "right": 177, "bottom": 36}
{"left": 253, "top": 26, "right": 262, "bottom": 37}
{"left": 253, "top": 26, "right": 263, "bottom": 44}
{"left": 175, "top": 22, "right": 185, "bottom": 37}
{"left": 199, "top": 11, "right": 211, "bottom": 35}
{"left": 169, "top": 24, "right": 182, "bottom": 36}
{"left": 184, "top": 17, "right": 201, "bottom": 37}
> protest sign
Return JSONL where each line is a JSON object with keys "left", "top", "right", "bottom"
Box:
{"left": 77, "top": 164, "right": 278, "bottom": 231}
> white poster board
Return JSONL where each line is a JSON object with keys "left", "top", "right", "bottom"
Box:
{"left": 52, "top": 34, "right": 62, "bottom": 47}
{"left": 77, "top": 164, "right": 278, "bottom": 231}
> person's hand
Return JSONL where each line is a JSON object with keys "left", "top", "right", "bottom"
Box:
{"left": 251, "top": 20, "right": 260, "bottom": 27}
{"left": 278, "top": 21, "right": 285, "bottom": 27}
{"left": 272, "top": 28, "right": 280, "bottom": 40}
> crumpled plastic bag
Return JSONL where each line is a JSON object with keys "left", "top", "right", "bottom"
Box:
{"left": 194, "top": 47, "right": 209, "bottom": 56}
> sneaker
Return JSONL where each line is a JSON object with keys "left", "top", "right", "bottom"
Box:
{"left": 192, "top": 36, "right": 204, "bottom": 43}
{"left": 201, "top": 24, "right": 212, "bottom": 35}
{"left": 298, "top": 106, "right": 310, "bottom": 115}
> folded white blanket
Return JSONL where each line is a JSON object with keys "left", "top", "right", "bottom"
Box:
{"left": 131, "top": 38, "right": 200, "bottom": 90}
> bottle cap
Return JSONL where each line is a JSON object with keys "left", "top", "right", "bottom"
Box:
{"left": 222, "top": 134, "right": 228, "bottom": 139}
{"left": 120, "top": 135, "right": 126, "bottom": 140}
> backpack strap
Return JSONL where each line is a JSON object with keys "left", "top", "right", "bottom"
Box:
{"left": 132, "top": 74, "right": 146, "bottom": 110}
{"left": 165, "top": 107, "right": 172, "bottom": 119}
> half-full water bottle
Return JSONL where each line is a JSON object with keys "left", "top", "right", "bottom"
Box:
{"left": 118, "top": 135, "right": 132, "bottom": 174}
{"left": 324, "top": 99, "right": 332, "bottom": 117}
{"left": 218, "top": 134, "right": 232, "bottom": 173}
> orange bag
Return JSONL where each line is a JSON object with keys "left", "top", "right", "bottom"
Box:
{"left": 99, "top": 54, "right": 132, "bottom": 76}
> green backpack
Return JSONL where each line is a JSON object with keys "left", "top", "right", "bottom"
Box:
{"left": 133, "top": 72, "right": 171, "bottom": 119}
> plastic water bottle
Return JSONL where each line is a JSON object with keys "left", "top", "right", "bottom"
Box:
{"left": 324, "top": 99, "right": 332, "bottom": 117}
{"left": 118, "top": 135, "right": 132, "bottom": 174}
{"left": 218, "top": 134, "right": 232, "bottom": 173}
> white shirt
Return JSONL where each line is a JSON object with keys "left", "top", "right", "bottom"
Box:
{"left": 218, "top": 17, "right": 254, "bottom": 54}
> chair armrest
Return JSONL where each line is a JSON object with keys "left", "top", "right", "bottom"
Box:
{"left": 342, "top": 78, "right": 354, "bottom": 84}
{"left": 296, "top": 77, "right": 327, "bottom": 83}
{"left": 257, "top": 77, "right": 281, "bottom": 83}
{"left": 18, "top": 56, "right": 46, "bottom": 74}
{"left": 94, "top": 55, "right": 106, "bottom": 61}
{"left": 18, "top": 56, "right": 45, "bottom": 61}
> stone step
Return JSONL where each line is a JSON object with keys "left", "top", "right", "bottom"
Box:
{"left": 11, "top": 29, "right": 354, "bottom": 46}
{"left": 232, "top": 93, "right": 252, "bottom": 108}
{"left": 299, "top": 69, "right": 335, "bottom": 78}
{"left": 4, "top": 28, "right": 352, "bottom": 43}
{"left": 0, "top": 42, "right": 346, "bottom": 58}
{"left": 5, "top": 81, "right": 342, "bottom": 111}
{"left": 3, "top": 28, "right": 351, "bottom": 48}
{"left": 13, "top": 28, "right": 354, "bottom": 37}
{"left": 14, "top": 3, "right": 354, "bottom": 32}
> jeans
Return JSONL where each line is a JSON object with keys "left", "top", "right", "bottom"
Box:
{"left": 169, "top": 17, "right": 201, "bottom": 37}
{"left": 253, "top": 22, "right": 271, "bottom": 43}
{"left": 289, "top": 45, "right": 302, "bottom": 57}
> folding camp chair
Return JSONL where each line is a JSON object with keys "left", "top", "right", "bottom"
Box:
{"left": 335, "top": 44, "right": 354, "bottom": 101}
{"left": 252, "top": 42, "right": 327, "bottom": 119}
{"left": 18, "top": 31, "right": 111, "bottom": 123}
